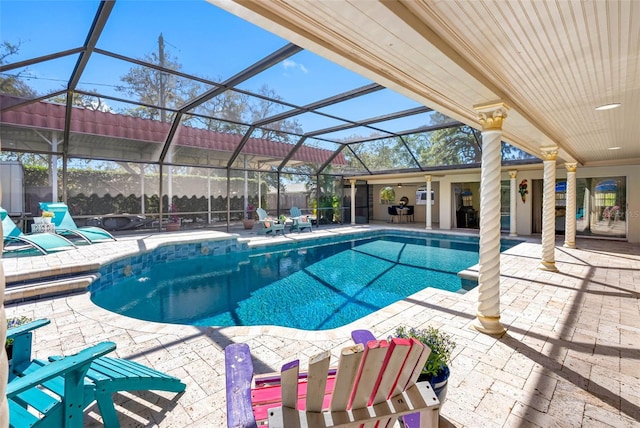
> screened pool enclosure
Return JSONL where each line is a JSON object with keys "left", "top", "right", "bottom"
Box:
{"left": 0, "top": 0, "right": 535, "bottom": 231}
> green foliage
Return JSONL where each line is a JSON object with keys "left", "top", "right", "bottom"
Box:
{"left": 349, "top": 137, "right": 416, "bottom": 172}
{"left": 392, "top": 325, "right": 456, "bottom": 377}
{"left": 1, "top": 41, "right": 37, "bottom": 97}
{"left": 421, "top": 121, "right": 481, "bottom": 166}
{"left": 380, "top": 186, "right": 395, "bottom": 204}
{"left": 6, "top": 315, "right": 33, "bottom": 347}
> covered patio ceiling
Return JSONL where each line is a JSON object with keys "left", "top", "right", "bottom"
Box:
{"left": 209, "top": 0, "right": 640, "bottom": 168}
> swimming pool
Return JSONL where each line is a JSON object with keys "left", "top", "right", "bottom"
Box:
{"left": 90, "top": 232, "right": 520, "bottom": 330}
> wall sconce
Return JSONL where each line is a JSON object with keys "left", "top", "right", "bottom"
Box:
{"left": 397, "top": 183, "right": 402, "bottom": 188}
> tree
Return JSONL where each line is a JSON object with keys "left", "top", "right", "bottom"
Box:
{"left": 247, "top": 85, "right": 303, "bottom": 142}
{"left": 49, "top": 92, "right": 112, "bottom": 112}
{"left": 116, "top": 34, "right": 198, "bottom": 121}
{"left": 0, "top": 40, "right": 37, "bottom": 97}
{"left": 418, "top": 112, "right": 482, "bottom": 166}
{"left": 116, "top": 35, "right": 302, "bottom": 146}
{"left": 348, "top": 135, "right": 416, "bottom": 172}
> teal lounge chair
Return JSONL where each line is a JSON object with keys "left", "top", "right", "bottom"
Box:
{"left": 256, "top": 207, "right": 285, "bottom": 235}
{"left": 289, "top": 206, "right": 312, "bottom": 232}
{"left": 8, "top": 319, "right": 186, "bottom": 428}
{"left": 1, "top": 207, "right": 76, "bottom": 255}
{"left": 39, "top": 202, "right": 116, "bottom": 244}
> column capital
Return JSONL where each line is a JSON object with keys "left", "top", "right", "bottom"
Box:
{"left": 565, "top": 162, "right": 577, "bottom": 173}
{"left": 349, "top": 178, "right": 357, "bottom": 186}
{"left": 540, "top": 146, "right": 558, "bottom": 161}
{"left": 424, "top": 175, "right": 432, "bottom": 182}
{"left": 473, "top": 101, "right": 510, "bottom": 131}
{"left": 509, "top": 170, "right": 518, "bottom": 179}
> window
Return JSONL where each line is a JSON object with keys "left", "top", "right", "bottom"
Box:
{"left": 380, "top": 186, "right": 395, "bottom": 205}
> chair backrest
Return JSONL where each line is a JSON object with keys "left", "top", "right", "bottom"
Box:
{"left": 225, "top": 337, "right": 439, "bottom": 428}
{"left": 388, "top": 206, "right": 398, "bottom": 216}
{"left": 268, "top": 338, "right": 437, "bottom": 426}
{"left": 1, "top": 207, "right": 22, "bottom": 238}
{"left": 290, "top": 206, "right": 302, "bottom": 217}
{"left": 256, "top": 207, "right": 268, "bottom": 220}
{"left": 39, "top": 202, "right": 78, "bottom": 229}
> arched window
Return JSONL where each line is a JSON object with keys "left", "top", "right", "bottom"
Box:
{"left": 380, "top": 186, "right": 395, "bottom": 205}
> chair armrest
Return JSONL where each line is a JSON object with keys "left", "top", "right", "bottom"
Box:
{"left": 7, "top": 319, "right": 52, "bottom": 378}
{"left": 7, "top": 341, "right": 116, "bottom": 397}
{"left": 351, "top": 329, "right": 376, "bottom": 346}
{"left": 225, "top": 343, "right": 257, "bottom": 428}
{"left": 6, "top": 318, "right": 50, "bottom": 340}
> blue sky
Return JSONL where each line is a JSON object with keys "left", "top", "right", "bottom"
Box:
{"left": 1, "top": 0, "right": 427, "bottom": 135}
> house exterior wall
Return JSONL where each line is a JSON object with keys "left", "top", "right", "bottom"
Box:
{"left": 369, "top": 163, "right": 640, "bottom": 243}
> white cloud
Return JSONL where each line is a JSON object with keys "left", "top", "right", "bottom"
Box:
{"left": 282, "top": 59, "right": 308, "bottom": 74}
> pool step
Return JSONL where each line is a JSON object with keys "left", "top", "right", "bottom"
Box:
{"left": 4, "top": 274, "right": 99, "bottom": 303}
{"left": 457, "top": 268, "right": 479, "bottom": 292}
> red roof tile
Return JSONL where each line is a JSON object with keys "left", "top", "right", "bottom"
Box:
{"left": 0, "top": 95, "right": 346, "bottom": 165}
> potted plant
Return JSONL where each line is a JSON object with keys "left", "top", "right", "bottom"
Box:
{"left": 166, "top": 204, "right": 181, "bottom": 231}
{"left": 41, "top": 210, "right": 55, "bottom": 224}
{"left": 6, "top": 315, "right": 33, "bottom": 360}
{"left": 391, "top": 325, "right": 456, "bottom": 402}
{"left": 243, "top": 204, "right": 255, "bottom": 229}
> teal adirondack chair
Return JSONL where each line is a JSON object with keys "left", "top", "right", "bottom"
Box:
{"left": 289, "top": 206, "right": 312, "bottom": 232}
{"left": 7, "top": 337, "right": 116, "bottom": 428}
{"left": 39, "top": 202, "right": 116, "bottom": 244}
{"left": 8, "top": 319, "right": 186, "bottom": 428}
{"left": 1, "top": 207, "right": 77, "bottom": 255}
{"left": 256, "top": 207, "right": 285, "bottom": 235}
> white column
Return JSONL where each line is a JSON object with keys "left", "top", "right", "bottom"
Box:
{"left": 472, "top": 102, "right": 509, "bottom": 336}
{"left": 539, "top": 147, "right": 559, "bottom": 272}
{"left": 1, "top": 140, "right": 8, "bottom": 427}
{"left": 166, "top": 151, "right": 173, "bottom": 205}
{"left": 564, "top": 163, "right": 577, "bottom": 248}
{"left": 425, "top": 175, "right": 432, "bottom": 230}
{"left": 258, "top": 172, "right": 262, "bottom": 209}
{"left": 243, "top": 156, "right": 249, "bottom": 215}
{"left": 350, "top": 179, "right": 356, "bottom": 225}
{"left": 207, "top": 168, "right": 212, "bottom": 224}
{"left": 140, "top": 165, "right": 146, "bottom": 215}
{"left": 51, "top": 134, "right": 59, "bottom": 202}
{"left": 509, "top": 171, "right": 517, "bottom": 236}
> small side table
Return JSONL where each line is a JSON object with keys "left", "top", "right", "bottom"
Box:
{"left": 31, "top": 223, "right": 56, "bottom": 234}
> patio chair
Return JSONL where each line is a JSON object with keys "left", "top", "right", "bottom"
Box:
{"left": 352, "top": 329, "right": 439, "bottom": 428}
{"left": 8, "top": 319, "right": 186, "bottom": 428}
{"left": 1, "top": 206, "right": 77, "bottom": 255}
{"left": 39, "top": 202, "right": 116, "bottom": 244}
{"left": 388, "top": 205, "right": 398, "bottom": 223}
{"left": 256, "top": 207, "right": 285, "bottom": 235}
{"left": 406, "top": 205, "right": 415, "bottom": 222}
{"left": 289, "top": 206, "right": 312, "bottom": 232}
{"left": 225, "top": 337, "right": 439, "bottom": 427}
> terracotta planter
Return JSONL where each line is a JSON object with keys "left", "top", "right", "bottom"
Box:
{"left": 243, "top": 219, "right": 255, "bottom": 230}
{"left": 166, "top": 222, "right": 181, "bottom": 232}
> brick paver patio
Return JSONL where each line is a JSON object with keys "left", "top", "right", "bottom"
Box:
{"left": 4, "top": 225, "right": 639, "bottom": 427}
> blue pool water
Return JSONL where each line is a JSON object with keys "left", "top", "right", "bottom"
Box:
{"left": 91, "top": 233, "right": 519, "bottom": 330}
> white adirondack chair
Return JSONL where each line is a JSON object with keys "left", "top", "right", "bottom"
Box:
{"left": 225, "top": 337, "right": 440, "bottom": 427}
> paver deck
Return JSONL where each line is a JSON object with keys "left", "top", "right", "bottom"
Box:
{"left": 3, "top": 224, "right": 639, "bottom": 427}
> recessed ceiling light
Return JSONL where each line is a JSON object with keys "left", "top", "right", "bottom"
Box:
{"left": 595, "top": 103, "right": 621, "bottom": 111}
{"left": 607, "top": 146, "right": 621, "bottom": 150}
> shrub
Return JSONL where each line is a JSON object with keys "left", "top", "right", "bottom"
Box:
{"left": 5, "top": 315, "right": 33, "bottom": 347}
{"left": 391, "top": 325, "right": 456, "bottom": 377}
